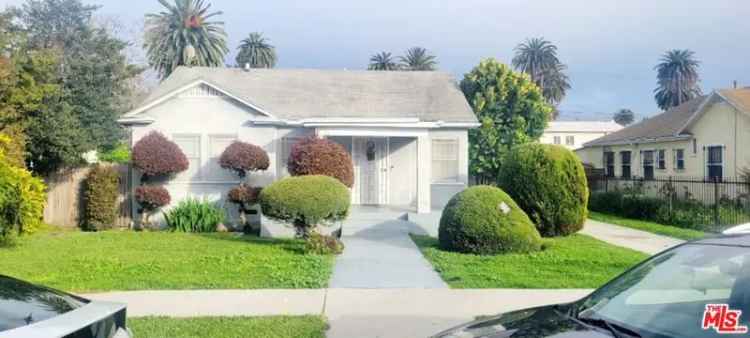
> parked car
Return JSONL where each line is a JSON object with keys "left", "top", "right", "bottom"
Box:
{"left": 0, "top": 275, "right": 130, "bottom": 338}
{"left": 433, "top": 228, "right": 750, "bottom": 338}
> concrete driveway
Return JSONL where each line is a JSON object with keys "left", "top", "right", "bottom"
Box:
{"left": 329, "top": 220, "right": 447, "bottom": 288}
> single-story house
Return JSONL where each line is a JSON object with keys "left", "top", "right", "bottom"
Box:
{"left": 119, "top": 66, "right": 479, "bottom": 228}
{"left": 540, "top": 120, "right": 623, "bottom": 150}
{"left": 576, "top": 87, "right": 750, "bottom": 181}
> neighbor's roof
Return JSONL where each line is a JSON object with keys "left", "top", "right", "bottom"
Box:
{"left": 129, "top": 66, "right": 477, "bottom": 123}
{"left": 545, "top": 120, "right": 623, "bottom": 133}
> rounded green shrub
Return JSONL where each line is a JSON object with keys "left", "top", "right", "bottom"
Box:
{"left": 438, "top": 185, "right": 542, "bottom": 254}
{"left": 83, "top": 164, "right": 120, "bottom": 231}
{"left": 259, "top": 175, "right": 350, "bottom": 235}
{"left": 498, "top": 143, "right": 589, "bottom": 237}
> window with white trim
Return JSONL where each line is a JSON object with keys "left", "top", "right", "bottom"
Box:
{"left": 565, "top": 135, "right": 575, "bottom": 146}
{"left": 642, "top": 150, "right": 655, "bottom": 180}
{"left": 673, "top": 149, "right": 685, "bottom": 170}
{"left": 553, "top": 136, "right": 561, "bottom": 145}
{"left": 604, "top": 152, "right": 615, "bottom": 177}
{"left": 278, "top": 137, "right": 302, "bottom": 178}
{"left": 707, "top": 146, "right": 723, "bottom": 181}
{"left": 207, "top": 135, "right": 237, "bottom": 181}
{"left": 431, "top": 139, "right": 459, "bottom": 183}
{"left": 657, "top": 149, "right": 666, "bottom": 170}
{"left": 173, "top": 134, "right": 201, "bottom": 180}
{"left": 620, "top": 151, "right": 632, "bottom": 178}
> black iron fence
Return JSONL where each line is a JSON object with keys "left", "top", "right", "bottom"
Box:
{"left": 588, "top": 175, "right": 750, "bottom": 232}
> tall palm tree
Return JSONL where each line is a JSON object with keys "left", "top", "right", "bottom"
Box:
{"left": 399, "top": 47, "right": 437, "bottom": 71}
{"left": 368, "top": 51, "right": 398, "bottom": 71}
{"left": 236, "top": 32, "right": 276, "bottom": 68}
{"left": 654, "top": 49, "right": 702, "bottom": 110}
{"left": 144, "top": 0, "right": 229, "bottom": 79}
{"left": 512, "top": 37, "right": 570, "bottom": 113}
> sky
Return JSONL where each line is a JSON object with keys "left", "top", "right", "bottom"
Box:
{"left": 2, "top": 0, "right": 749, "bottom": 120}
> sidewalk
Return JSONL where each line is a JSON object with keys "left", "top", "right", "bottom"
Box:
{"left": 581, "top": 219, "right": 684, "bottom": 254}
{"left": 84, "top": 288, "right": 591, "bottom": 338}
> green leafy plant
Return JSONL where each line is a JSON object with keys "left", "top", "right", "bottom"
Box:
{"left": 259, "top": 175, "right": 350, "bottom": 237}
{"left": 438, "top": 185, "right": 542, "bottom": 254}
{"left": 163, "top": 198, "right": 226, "bottom": 233}
{"left": 99, "top": 143, "right": 131, "bottom": 164}
{"left": 83, "top": 165, "right": 119, "bottom": 231}
{"left": 0, "top": 134, "right": 46, "bottom": 245}
{"left": 498, "top": 143, "right": 589, "bottom": 237}
{"left": 305, "top": 231, "right": 344, "bottom": 255}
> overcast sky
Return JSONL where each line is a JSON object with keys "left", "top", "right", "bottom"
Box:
{"left": 2, "top": 0, "right": 749, "bottom": 120}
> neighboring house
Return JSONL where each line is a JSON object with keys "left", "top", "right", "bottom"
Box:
{"left": 119, "top": 67, "right": 479, "bottom": 224}
{"left": 577, "top": 88, "right": 750, "bottom": 181}
{"left": 539, "top": 120, "right": 623, "bottom": 150}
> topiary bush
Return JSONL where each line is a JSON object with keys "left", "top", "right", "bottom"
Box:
{"left": 219, "top": 141, "right": 269, "bottom": 178}
{"left": 132, "top": 131, "right": 189, "bottom": 180}
{"left": 134, "top": 185, "right": 170, "bottom": 227}
{"left": 82, "top": 165, "right": 119, "bottom": 231}
{"left": 287, "top": 137, "right": 354, "bottom": 188}
{"left": 498, "top": 143, "right": 589, "bottom": 237}
{"left": 163, "top": 198, "right": 226, "bottom": 233}
{"left": 0, "top": 134, "right": 46, "bottom": 245}
{"left": 438, "top": 185, "right": 542, "bottom": 255}
{"left": 259, "top": 175, "right": 350, "bottom": 236}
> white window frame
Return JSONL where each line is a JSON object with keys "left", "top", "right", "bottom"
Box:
{"left": 565, "top": 135, "right": 575, "bottom": 146}
{"left": 553, "top": 135, "right": 561, "bottom": 145}
{"left": 207, "top": 134, "right": 239, "bottom": 182}
{"left": 705, "top": 144, "right": 724, "bottom": 181}
{"left": 656, "top": 149, "right": 666, "bottom": 170}
{"left": 673, "top": 149, "right": 685, "bottom": 171}
{"left": 172, "top": 133, "right": 202, "bottom": 182}
{"left": 431, "top": 138, "right": 460, "bottom": 183}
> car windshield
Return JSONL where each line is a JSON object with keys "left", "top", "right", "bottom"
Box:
{"left": 577, "top": 243, "right": 750, "bottom": 338}
{"left": 0, "top": 276, "right": 88, "bottom": 332}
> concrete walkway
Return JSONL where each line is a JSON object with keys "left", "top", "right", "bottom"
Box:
{"left": 581, "top": 219, "right": 685, "bottom": 254}
{"left": 84, "top": 288, "right": 591, "bottom": 338}
{"left": 329, "top": 220, "right": 447, "bottom": 288}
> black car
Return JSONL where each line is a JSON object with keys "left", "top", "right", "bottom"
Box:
{"left": 433, "top": 232, "right": 750, "bottom": 338}
{"left": 0, "top": 275, "right": 130, "bottom": 338}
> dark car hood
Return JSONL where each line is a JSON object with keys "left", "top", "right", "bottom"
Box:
{"left": 0, "top": 275, "right": 88, "bottom": 332}
{"left": 433, "top": 304, "right": 611, "bottom": 338}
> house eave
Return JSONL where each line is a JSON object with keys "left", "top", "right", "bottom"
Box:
{"left": 117, "top": 116, "right": 156, "bottom": 125}
{"left": 582, "top": 134, "right": 692, "bottom": 148}
{"left": 252, "top": 118, "right": 479, "bottom": 129}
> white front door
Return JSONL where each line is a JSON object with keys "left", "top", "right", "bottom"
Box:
{"left": 353, "top": 137, "right": 388, "bottom": 205}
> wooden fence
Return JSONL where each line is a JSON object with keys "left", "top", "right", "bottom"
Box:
{"left": 43, "top": 164, "right": 133, "bottom": 228}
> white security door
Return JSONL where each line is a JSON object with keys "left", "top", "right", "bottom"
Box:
{"left": 354, "top": 137, "right": 388, "bottom": 205}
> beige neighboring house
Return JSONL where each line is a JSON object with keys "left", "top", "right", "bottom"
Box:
{"left": 577, "top": 88, "right": 750, "bottom": 181}
{"left": 540, "top": 120, "right": 623, "bottom": 150}
{"left": 118, "top": 67, "right": 479, "bottom": 232}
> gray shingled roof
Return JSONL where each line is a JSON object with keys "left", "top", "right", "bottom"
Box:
{"left": 583, "top": 95, "right": 707, "bottom": 146}
{"left": 137, "top": 66, "right": 477, "bottom": 123}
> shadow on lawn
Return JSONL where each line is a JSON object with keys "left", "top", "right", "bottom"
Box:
{"left": 194, "top": 232, "right": 308, "bottom": 255}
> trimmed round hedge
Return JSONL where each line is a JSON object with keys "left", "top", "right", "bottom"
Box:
{"left": 287, "top": 137, "right": 354, "bottom": 188}
{"left": 132, "top": 131, "right": 189, "bottom": 179}
{"left": 439, "top": 185, "right": 542, "bottom": 254}
{"left": 219, "top": 141, "right": 269, "bottom": 178}
{"left": 498, "top": 143, "right": 589, "bottom": 237}
{"left": 259, "top": 175, "right": 350, "bottom": 231}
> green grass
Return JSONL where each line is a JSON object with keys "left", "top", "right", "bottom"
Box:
{"left": 0, "top": 231, "right": 334, "bottom": 292}
{"left": 588, "top": 211, "right": 706, "bottom": 240}
{"left": 411, "top": 234, "right": 647, "bottom": 289}
{"left": 128, "top": 316, "right": 327, "bottom": 338}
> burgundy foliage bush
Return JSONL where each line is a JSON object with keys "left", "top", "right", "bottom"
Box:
{"left": 228, "top": 184, "right": 262, "bottom": 206}
{"left": 219, "top": 141, "right": 269, "bottom": 177}
{"left": 287, "top": 137, "right": 354, "bottom": 187}
{"left": 132, "top": 131, "right": 189, "bottom": 178}
{"left": 135, "top": 185, "right": 171, "bottom": 212}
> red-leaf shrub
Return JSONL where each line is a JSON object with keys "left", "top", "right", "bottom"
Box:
{"left": 132, "top": 131, "right": 189, "bottom": 179}
{"left": 135, "top": 185, "right": 171, "bottom": 212}
{"left": 219, "top": 141, "right": 269, "bottom": 177}
{"left": 228, "top": 184, "right": 262, "bottom": 206}
{"left": 287, "top": 137, "right": 354, "bottom": 187}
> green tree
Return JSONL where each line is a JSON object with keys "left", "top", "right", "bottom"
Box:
{"left": 654, "top": 49, "right": 702, "bottom": 110}
{"left": 461, "top": 58, "right": 552, "bottom": 184}
{"left": 368, "top": 51, "right": 398, "bottom": 71}
{"left": 399, "top": 47, "right": 437, "bottom": 71}
{"left": 145, "top": 0, "right": 228, "bottom": 79}
{"left": 512, "top": 37, "right": 570, "bottom": 115}
{"left": 235, "top": 32, "right": 276, "bottom": 68}
{"left": 613, "top": 108, "right": 635, "bottom": 126}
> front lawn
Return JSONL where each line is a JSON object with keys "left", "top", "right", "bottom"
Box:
{"left": 129, "top": 316, "right": 327, "bottom": 338}
{"left": 588, "top": 211, "right": 706, "bottom": 240}
{"left": 411, "top": 234, "right": 647, "bottom": 289}
{"left": 0, "top": 231, "right": 334, "bottom": 292}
